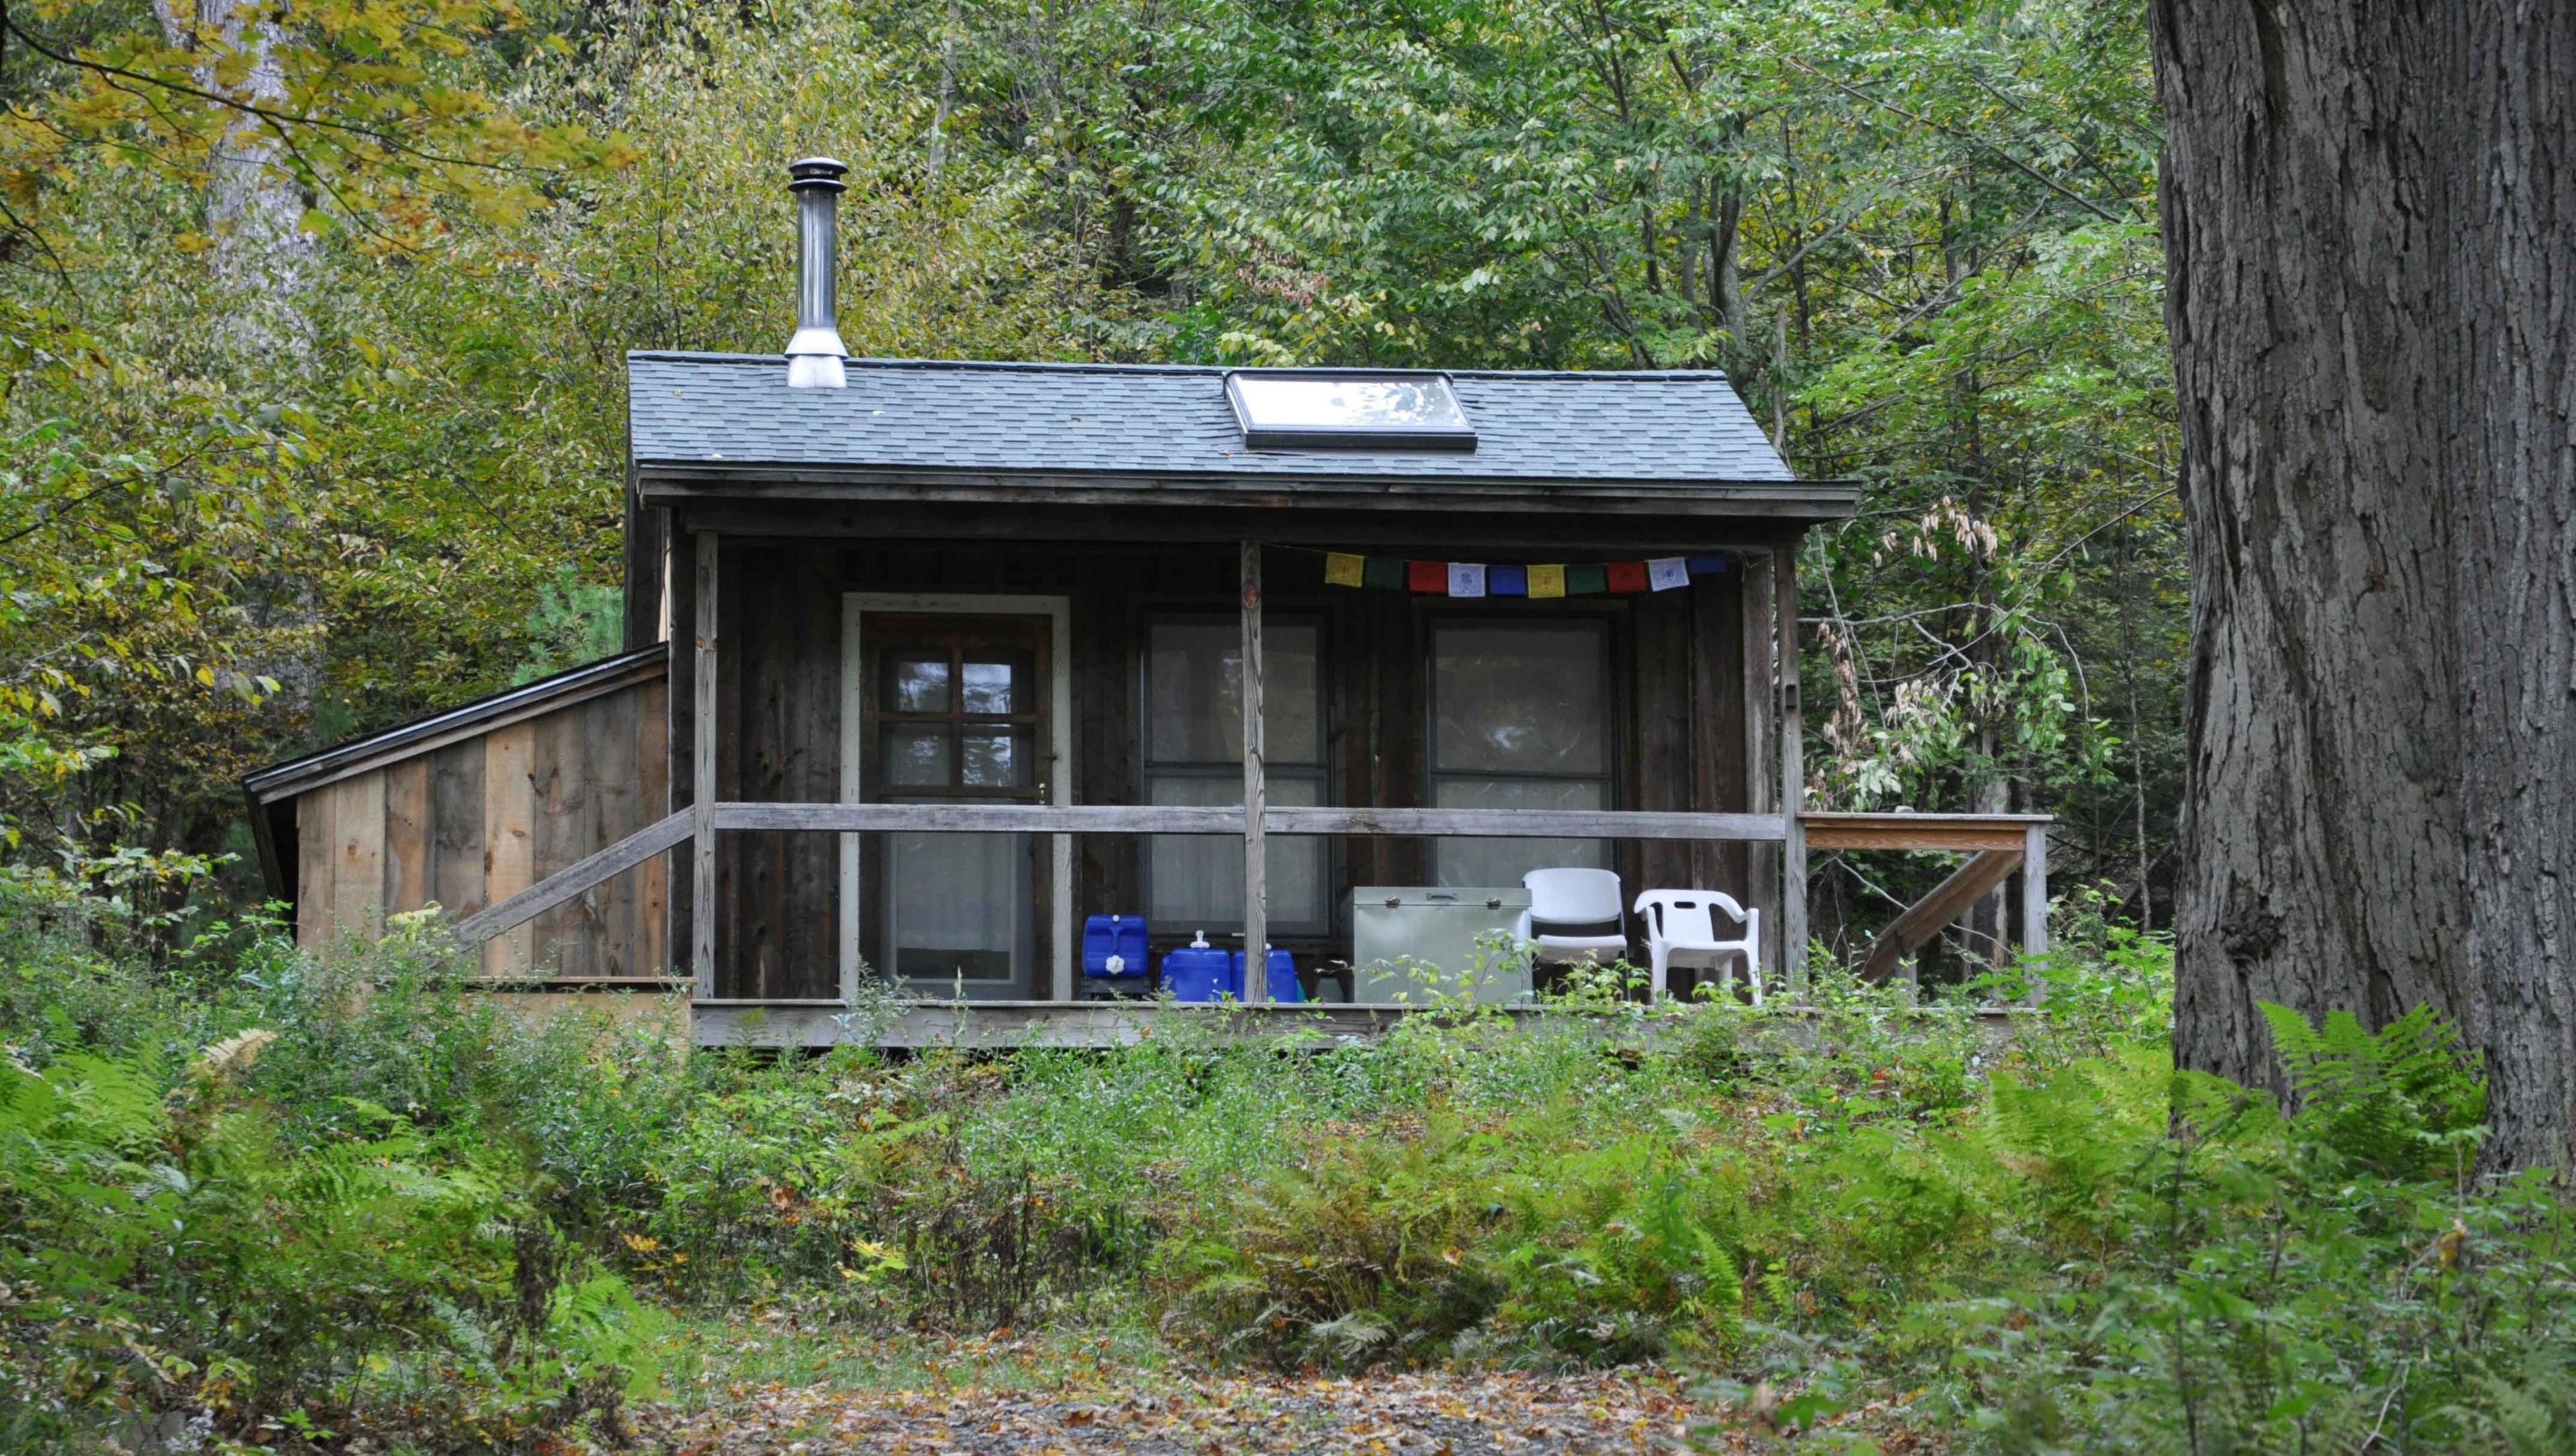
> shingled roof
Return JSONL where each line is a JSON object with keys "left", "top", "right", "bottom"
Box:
{"left": 627, "top": 354, "right": 1853, "bottom": 517}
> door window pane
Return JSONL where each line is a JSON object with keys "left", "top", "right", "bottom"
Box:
{"left": 1430, "top": 620, "right": 1612, "bottom": 887}
{"left": 961, "top": 654, "right": 1027, "bottom": 715}
{"left": 887, "top": 653, "right": 952, "bottom": 713}
{"left": 883, "top": 725, "right": 951, "bottom": 786}
{"left": 961, "top": 729, "right": 1033, "bottom": 788}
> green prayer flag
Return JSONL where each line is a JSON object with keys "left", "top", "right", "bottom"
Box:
{"left": 1362, "top": 556, "right": 1407, "bottom": 590}
{"left": 1566, "top": 563, "right": 1609, "bottom": 595}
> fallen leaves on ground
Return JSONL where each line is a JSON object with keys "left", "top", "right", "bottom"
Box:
{"left": 639, "top": 1368, "right": 1721, "bottom": 1455}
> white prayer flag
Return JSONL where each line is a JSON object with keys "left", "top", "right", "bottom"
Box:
{"left": 1647, "top": 556, "right": 1690, "bottom": 591}
{"left": 1447, "top": 562, "right": 1488, "bottom": 597}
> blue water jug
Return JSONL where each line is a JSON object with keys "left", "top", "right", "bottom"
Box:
{"left": 1232, "top": 946, "right": 1303, "bottom": 1003}
{"left": 1082, "top": 915, "right": 1149, "bottom": 978}
{"left": 1161, "top": 931, "right": 1233, "bottom": 1002}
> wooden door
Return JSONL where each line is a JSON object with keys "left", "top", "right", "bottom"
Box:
{"left": 858, "top": 614, "right": 1053, "bottom": 996}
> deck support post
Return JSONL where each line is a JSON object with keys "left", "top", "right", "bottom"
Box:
{"left": 691, "top": 531, "right": 718, "bottom": 998}
{"left": 1776, "top": 543, "right": 1806, "bottom": 998}
{"left": 2021, "top": 821, "right": 2050, "bottom": 1001}
{"left": 1741, "top": 553, "right": 1780, "bottom": 992}
{"left": 1240, "top": 540, "right": 1267, "bottom": 1003}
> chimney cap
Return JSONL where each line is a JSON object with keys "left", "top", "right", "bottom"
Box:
{"left": 788, "top": 156, "right": 849, "bottom": 193}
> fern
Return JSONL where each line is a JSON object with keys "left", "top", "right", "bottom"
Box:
{"left": 2257, "top": 1002, "right": 2486, "bottom": 1178}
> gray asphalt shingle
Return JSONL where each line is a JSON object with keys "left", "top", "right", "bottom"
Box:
{"left": 627, "top": 354, "right": 1798, "bottom": 485}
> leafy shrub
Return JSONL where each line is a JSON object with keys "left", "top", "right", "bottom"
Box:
{"left": 2260, "top": 999, "right": 2487, "bottom": 1180}
{"left": 0, "top": 1029, "right": 659, "bottom": 1452}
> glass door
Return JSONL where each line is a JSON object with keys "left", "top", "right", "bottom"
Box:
{"left": 859, "top": 614, "right": 1051, "bottom": 996}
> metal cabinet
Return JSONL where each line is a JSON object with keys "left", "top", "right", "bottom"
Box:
{"left": 1346, "top": 886, "right": 1533, "bottom": 1004}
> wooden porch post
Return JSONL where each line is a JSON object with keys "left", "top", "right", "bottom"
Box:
{"left": 1240, "top": 541, "right": 1268, "bottom": 1003}
{"left": 692, "top": 530, "right": 718, "bottom": 998}
{"left": 1776, "top": 543, "right": 1807, "bottom": 996}
{"left": 2022, "top": 821, "right": 2050, "bottom": 1001}
{"left": 1740, "top": 553, "right": 1780, "bottom": 992}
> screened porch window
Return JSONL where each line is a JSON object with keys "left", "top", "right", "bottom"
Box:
{"left": 1430, "top": 619, "right": 1613, "bottom": 886}
{"left": 1142, "top": 617, "right": 1327, "bottom": 935}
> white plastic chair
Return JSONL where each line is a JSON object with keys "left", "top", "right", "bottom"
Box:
{"left": 1632, "top": 889, "right": 1761, "bottom": 1002}
{"left": 1515, "top": 868, "right": 1629, "bottom": 968}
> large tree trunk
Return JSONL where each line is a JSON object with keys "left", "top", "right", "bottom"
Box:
{"left": 2151, "top": 4, "right": 2576, "bottom": 1168}
{"left": 158, "top": 0, "right": 316, "bottom": 351}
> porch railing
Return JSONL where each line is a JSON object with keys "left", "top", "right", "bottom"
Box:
{"left": 447, "top": 530, "right": 2049, "bottom": 1007}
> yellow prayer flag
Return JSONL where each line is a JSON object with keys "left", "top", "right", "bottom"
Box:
{"left": 1527, "top": 564, "right": 1567, "bottom": 599}
{"left": 1324, "top": 552, "right": 1366, "bottom": 588}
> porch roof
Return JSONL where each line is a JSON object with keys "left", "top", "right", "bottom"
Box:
{"left": 627, "top": 354, "right": 1857, "bottom": 520}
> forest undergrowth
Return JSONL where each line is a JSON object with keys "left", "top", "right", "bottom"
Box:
{"left": 3, "top": 888, "right": 2569, "bottom": 1455}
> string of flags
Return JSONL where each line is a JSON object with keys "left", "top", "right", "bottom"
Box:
{"left": 1318, "top": 551, "right": 1728, "bottom": 597}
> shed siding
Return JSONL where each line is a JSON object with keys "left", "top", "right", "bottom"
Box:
{"left": 292, "top": 676, "right": 669, "bottom": 976}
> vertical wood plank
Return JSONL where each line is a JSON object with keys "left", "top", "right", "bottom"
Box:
{"left": 741, "top": 550, "right": 788, "bottom": 996}
{"left": 382, "top": 758, "right": 431, "bottom": 918}
{"left": 482, "top": 721, "right": 537, "bottom": 975}
{"left": 529, "top": 703, "right": 599, "bottom": 974}
{"left": 787, "top": 550, "right": 841, "bottom": 996}
{"left": 1240, "top": 540, "right": 1268, "bottom": 1004}
{"left": 585, "top": 683, "right": 641, "bottom": 976}
{"left": 1632, "top": 590, "right": 1693, "bottom": 990}
{"left": 1776, "top": 543, "right": 1807, "bottom": 996}
{"left": 1690, "top": 570, "right": 1752, "bottom": 921}
{"left": 667, "top": 537, "right": 696, "bottom": 986}
{"left": 637, "top": 678, "right": 672, "bottom": 976}
{"left": 429, "top": 741, "right": 486, "bottom": 922}
{"left": 328, "top": 770, "right": 387, "bottom": 947}
{"left": 295, "top": 788, "right": 335, "bottom": 949}
{"left": 693, "top": 530, "right": 719, "bottom": 996}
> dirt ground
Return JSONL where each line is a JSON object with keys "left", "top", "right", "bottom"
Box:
{"left": 641, "top": 1369, "right": 1705, "bottom": 1454}
{"left": 638, "top": 1367, "right": 1931, "bottom": 1455}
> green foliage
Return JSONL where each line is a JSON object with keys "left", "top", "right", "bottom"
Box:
{"left": 2259, "top": 1000, "right": 2487, "bottom": 1181}
{"left": 0, "top": 1029, "right": 656, "bottom": 1450}
{"left": 5, "top": 884, "right": 2571, "bottom": 1451}
{"left": 511, "top": 566, "right": 625, "bottom": 684}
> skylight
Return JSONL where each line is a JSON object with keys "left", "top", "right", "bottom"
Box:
{"left": 1225, "top": 370, "right": 1477, "bottom": 452}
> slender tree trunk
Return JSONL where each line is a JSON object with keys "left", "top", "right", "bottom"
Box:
{"left": 2151, "top": 3, "right": 2576, "bottom": 1168}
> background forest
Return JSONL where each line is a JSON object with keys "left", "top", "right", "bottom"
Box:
{"left": 0, "top": 0, "right": 2178, "bottom": 959}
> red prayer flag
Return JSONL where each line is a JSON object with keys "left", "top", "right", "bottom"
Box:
{"left": 1407, "top": 560, "right": 1448, "bottom": 593}
{"left": 1605, "top": 560, "right": 1650, "bottom": 593}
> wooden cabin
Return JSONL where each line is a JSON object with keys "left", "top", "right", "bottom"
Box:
{"left": 246, "top": 160, "right": 2052, "bottom": 1046}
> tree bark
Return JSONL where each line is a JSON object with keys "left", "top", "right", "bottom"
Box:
{"left": 157, "top": 0, "right": 316, "bottom": 351}
{"left": 2151, "top": 3, "right": 2576, "bottom": 1168}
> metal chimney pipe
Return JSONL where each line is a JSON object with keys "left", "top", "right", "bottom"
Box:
{"left": 784, "top": 156, "right": 849, "bottom": 388}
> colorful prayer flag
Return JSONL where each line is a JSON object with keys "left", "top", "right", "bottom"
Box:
{"left": 1566, "top": 564, "right": 1608, "bottom": 596}
{"left": 1364, "top": 556, "right": 1406, "bottom": 590}
{"left": 1489, "top": 564, "right": 1529, "bottom": 596}
{"left": 1407, "top": 560, "right": 1448, "bottom": 593}
{"left": 1605, "top": 561, "right": 1648, "bottom": 593}
{"left": 1527, "top": 564, "right": 1566, "bottom": 599}
{"left": 1686, "top": 553, "right": 1727, "bottom": 575}
{"left": 1447, "top": 562, "right": 1487, "bottom": 597}
{"left": 1647, "top": 557, "right": 1689, "bottom": 591}
{"left": 1325, "top": 552, "right": 1366, "bottom": 588}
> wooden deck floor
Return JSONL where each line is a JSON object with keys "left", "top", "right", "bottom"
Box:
{"left": 689, "top": 997, "right": 2027, "bottom": 1049}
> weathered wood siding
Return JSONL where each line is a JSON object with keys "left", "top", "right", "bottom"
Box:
{"left": 686, "top": 540, "right": 1762, "bottom": 1000}
{"left": 294, "top": 676, "right": 670, "bottom": 976}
